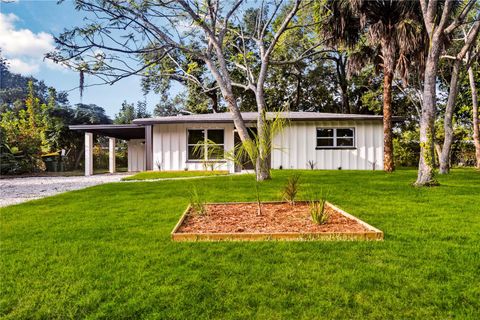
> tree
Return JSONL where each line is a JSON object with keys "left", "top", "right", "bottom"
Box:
{"left": 416, "top": 0, "right": 477, "bottom": 186}
{"left": 153, "top": 93, "right": 184, "bottom": 117}
{"left": 438, "top": 18, "right": 480, "bottom": 173}
{"left": 48, "top": 0, "right": 314, "bottom": 181}
{"left": 468, "top": 47, "right": 480, "bottom": 168}
{"left": 114, "top": 101, "right": 136, "bottom": 124}
{"left": 0, "top": 81, "right": 50, "bottom": 173}
{"left": 321, "top": 0, "right": 426, "bottom": 172}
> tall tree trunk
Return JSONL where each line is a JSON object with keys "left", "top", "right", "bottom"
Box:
{"left": 469, "top": 64, "right": 480, "bottom": 169}
{"left": 255, "top": 87, "right": 271, "bottom": 181}
{"left": 203, "top": 59, "right": 254, "bottom": 166}
{"left": 336, "top": 55, "right": 350, "bottom": 114}
{"left": 381, "top": 36, "right": 395, "bottom": 172}
{"left": 415, "top": 37, "right": 443, "bottom": 186}
{"left": 439, "top": 59, "right": 462, "bottom": 174}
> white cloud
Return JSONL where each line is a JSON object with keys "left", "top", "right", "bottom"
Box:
{"left": 0, "top": 12, "right": 55, "bottom": 75}
{"left": 7, "top": 58, "right": 40, "bottom": 74}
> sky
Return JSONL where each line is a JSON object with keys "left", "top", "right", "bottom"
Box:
{"left": 0, "top": 0, "right": 160, "bottom": 117}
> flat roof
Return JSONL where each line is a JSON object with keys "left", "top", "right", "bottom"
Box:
{"left": 69, "top": 124, "right": 145, "bottom": 140}
{"left": 132, "top": 112, "right": 383, "bottom": 125}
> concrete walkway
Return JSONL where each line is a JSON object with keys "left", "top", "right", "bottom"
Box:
{"left": 0, "top": 174, "right": 130, "bottom": 207}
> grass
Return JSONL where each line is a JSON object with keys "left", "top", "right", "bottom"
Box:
{"left": 121, "top": 170, "right": 229, "bottom": 181}
{"left": 1, "top": 169, "right": 479, "bottom": 319}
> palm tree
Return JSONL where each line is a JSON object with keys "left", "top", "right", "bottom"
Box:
{"left": 322, "top": 0, "right": 426, "bottom": 172}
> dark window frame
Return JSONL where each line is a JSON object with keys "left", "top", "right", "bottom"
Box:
{"left": 316, "top": 127, "right": 356, "bottom": 149}
{"left": 187, "top": 128, "right": 225, "bottom": 161}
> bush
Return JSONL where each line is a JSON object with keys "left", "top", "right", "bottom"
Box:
{"left": 282, "top": 173, "right": 300, "bottom": 205}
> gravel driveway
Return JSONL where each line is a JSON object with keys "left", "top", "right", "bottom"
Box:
{"left": 0, "top": 174, "right": 130, "bottom": 207}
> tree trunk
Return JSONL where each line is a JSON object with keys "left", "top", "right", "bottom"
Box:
{"left": 415, "top": 36, "right": 443, "bottom": 186}
{"left": 336, "top": 55, "right": 350, "bottom": 114}
{"left": 206, "top": 90, "right": 219, "bottom": 113}
{"left": 381, "top": 36, "right": 395, "bottom": 172}
{"left": 294, "top": 72, "right": 301, "bottom": 111}
{"left": 255, "top": 87, "right": 271, "bottom": 181}
{"left": 439, "top": 59, "right": 462, "bottom": 174}
{"left": 74, "top": 144, "right": 84, "bottom": 170}
{"left": 469, "top": 64, "right": 480, "bottom": 169}
{"left": 434, "top": 143, "right": 442, "bottom": 164}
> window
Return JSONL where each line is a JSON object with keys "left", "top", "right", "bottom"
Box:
{"left": 187, "top": 129, "right": 225, "bottom": 160}
{"left": 316, "top": 128, "right": 355, "bottom": 148}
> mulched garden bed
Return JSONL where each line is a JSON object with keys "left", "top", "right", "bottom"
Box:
{"left": 172, "top": 201, "right": 383, "bottom": 241}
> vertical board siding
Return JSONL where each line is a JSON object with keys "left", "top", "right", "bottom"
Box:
{"left": 270, "top": 120, "right": 383, "bottom": 170}
{"left": 127, "top": 139, "right": 146, "bottom": 172}
{"left": 151, "top": 120, "right": 383, "bottom": 172}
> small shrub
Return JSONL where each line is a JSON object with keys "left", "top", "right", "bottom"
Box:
{"left": 307, "top": 160, "right": 316, "bottom": 170}
{"left": 309, "top": 198, "right": 329, "bottom": 225}
{"left": 188, "top": 187, "right": 207, "bottom": 216}
{"left": 282, "top": 173, "right": 301, "bottom": 205}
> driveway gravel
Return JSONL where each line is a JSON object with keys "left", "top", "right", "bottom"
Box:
{"left": 0, "top": 174, "right": 130, "bottom": 207}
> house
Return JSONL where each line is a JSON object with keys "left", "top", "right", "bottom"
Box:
{"left": 69, "top": 112, "right": 384, "bottom": 175}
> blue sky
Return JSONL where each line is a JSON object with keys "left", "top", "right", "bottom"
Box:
{"left": 0, "top": 0, "right": 160, "bottom": 117}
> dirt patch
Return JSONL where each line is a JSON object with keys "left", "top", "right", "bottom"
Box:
{"left": 172, "top": 202, "right": 383, "bottom": 241}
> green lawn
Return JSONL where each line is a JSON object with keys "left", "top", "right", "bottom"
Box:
{"left": 122, "top": 170, "right": 229, "bottom": 181}
{"left": 1, "top": 169, "right": 479, "bottom": 319}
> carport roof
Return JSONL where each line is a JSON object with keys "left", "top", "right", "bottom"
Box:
{"left": 69, "top": 124, "right": 145, "bottom": 140}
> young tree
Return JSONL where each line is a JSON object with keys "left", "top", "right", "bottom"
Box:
{"left": 415, "top": 0, "right": 477, "bottom": 186}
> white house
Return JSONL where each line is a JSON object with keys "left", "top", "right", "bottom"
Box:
{"left": 70, "top": 112, "right": 384, "bottom": 175}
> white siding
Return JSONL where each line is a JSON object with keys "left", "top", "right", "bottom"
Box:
{"left": 271, "top": 121, "right": 384, "bottom": 170}
{"left": 150, "top": 120, "right": 383, "bottom": 172}
{"left": 127, "top": 139, "right": 146, "bottom": 172}
{"left": 152, "top": 123, "right": 236, "bottom": 172}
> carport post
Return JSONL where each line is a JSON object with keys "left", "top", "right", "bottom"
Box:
{"left": 109, "top": 137, "right": 116, "bottom": 173}
{"left": 85, "top": 132, "right": 93, "bottom": 176}
{"left": 145, "top": 125, "right": 153, "bottom": 171}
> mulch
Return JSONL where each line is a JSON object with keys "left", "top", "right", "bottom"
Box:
{"left": 177, "top": 202, "right": 370, "bottom": 234}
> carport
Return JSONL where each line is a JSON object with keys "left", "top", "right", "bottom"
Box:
{"left": 69, "top": 124, "right": 153, "bottom": 176}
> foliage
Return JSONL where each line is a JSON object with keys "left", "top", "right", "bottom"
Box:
{"left": 153, "top": 93, "right": 183, "bottom": 117}
{"left": 282, "top": 173, "right": 301, "bottom": 205}
{"left": 307, "top": 160, "right": 316, "bottom": 170}
{"left": 226, "top": 112, "right": 288, "bottom": 177}
{"left": 114, "top": 100, "right": 151, "bottom": 124}
{"left": 0, "top": 81, "right": 50, "bottom": 173}
{"left": 309, "top": 199, "right": 329, "bottom": 225}
{"left": 188, "top": 186, "right": 207, "bottom": 216}
{"left": 307, "top": 188, "right": 330, "bottom": 224}
{"left": 0, "top": 61, "right": 113, "bottom": 174}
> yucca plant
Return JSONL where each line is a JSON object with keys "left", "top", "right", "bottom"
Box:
{"left": 188, "top": 186, "right": 207, "bottom": 216}
{"left": 307, "top": 160, "right": 316, "bottom": 170}
{"left": 308, "top": 189, "right": 330, "bottom": 225}
{"left": 309, "top": 199, "right": 329, "bottom": 225}
{"left": 282, "top": 173, "right": 301, "bottom": 205}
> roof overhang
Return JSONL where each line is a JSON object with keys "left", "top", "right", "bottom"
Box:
{"left": 69, "top": 124, "right": 145, "bottom": 140}
{"left": 132, "top": 112, "right": 385, "bottom": 125}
